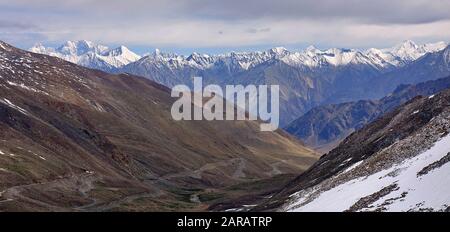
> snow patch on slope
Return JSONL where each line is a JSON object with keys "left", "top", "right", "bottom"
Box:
{"left": 285, "top": 134, "right": 450, "bottom": 212}
{"left": 0, "top": 98, "right": 29, "bottom": 115}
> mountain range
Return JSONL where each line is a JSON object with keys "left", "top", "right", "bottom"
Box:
{"left": 31, "top": 40, "right": 447, "bottom": 74}
{"left": 30, "top": 40, "right": 450, "bottom": 126}
{"left": 1, "top": 40, "right": 317, "bottom": 211}
{"left": 30, "top": 40, "right": 141, "bottom": 72}
{"left": 10, "top": 38, "right": 450, "bottom": 212}
{"left": 286, "top": 75, "right": 450, "bottom": 152}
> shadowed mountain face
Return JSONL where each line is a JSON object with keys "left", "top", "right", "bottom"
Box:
{"left": 0, "top": 41, "right": 318, "bottom": 211}
{"left": 367, "top": 46, "right": 450, "bottom": 97}
{"left": 122, "top": 58, "right": 386, "bottom": 126}
{"left": 257, "top": 87, "right": 450, "bottom": 212}
{"left": 285, "top": 76, "right": 450, "bottom": 153}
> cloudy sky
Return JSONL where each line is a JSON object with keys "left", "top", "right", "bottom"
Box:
{"left": 1, "top": 0, "right": 450, "bottom": 54}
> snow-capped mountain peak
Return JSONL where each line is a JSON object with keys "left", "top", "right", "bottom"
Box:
{"left": 364, "top": 47, "right": 400, "bottom": 67}
{"left": 146, "top": 48, "right": 180, "bottom": 60}
{"left": 363, "top": 40, "right": 449, "bottom": 67}
{"left": 153, "top": 48, "right": 162, "bottom": 56}
{"left": 384, "top": 40, "right": 448, "bottom": 62}
{"left": 103, "top": 45, "right": 140, "bottom": 61}
{"left": 305, "top": 45, "right": 321, "bottom": 54}
{"left": 397, "top": 39, "right": 418, "bottom": 49}
{"left": 106, "top": 45, "right": 129, "bottom": 56}
{"left": 389, "top": 40, "right": 420, "bottom": 61}
{"left": 30, "top": 41, "right": 141, "bottom": 70}
{"left": 269, "top": 47, "right": 289, "bottom": 56}
{"left": 29, "top": 43, "right": 48, "bottom": 54}
{"left": 420, "top": 41, "right": 448, "bottom": 53}
{"left": 56, "top": 40, "right": 108, "bottom": 56}
{"left": 318, "top": 48, "right": 367, "bottom": 66}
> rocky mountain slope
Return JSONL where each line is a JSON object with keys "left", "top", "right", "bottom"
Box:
{"left": 256, "top": 87, "right": 450, "bottom": 212}
{"left": 285, "top": 76, "right": 450, "bottom": 152}
{"left": 31, "top": 41, "right": 449, "bottom": 126}
{"left": 0, "top": 41, "right": 318, "bottom": 211}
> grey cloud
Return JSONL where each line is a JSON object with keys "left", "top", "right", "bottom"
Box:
{"left": 181, "top": 0, "right": 450, "bottom": 25}
{"left": 0, "top": 21, "right": 37, "bottom": 30}
{"left": 1, "top": 0, "right": 450, "bottom": 49}
{"left": 5, "top": 0, "right": 450, "bottom": 25}
{"left": 246, "top": 27, "right": 271, "bottom": 34}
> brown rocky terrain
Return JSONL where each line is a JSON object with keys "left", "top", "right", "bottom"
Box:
{"left": 0, "top": 41, "right": 318, "bottom": 211}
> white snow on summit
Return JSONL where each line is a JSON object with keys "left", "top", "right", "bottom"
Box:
{"left": 159, "top": 40, "right": 448, "bottom": 70}
{"left": 30, "top": 40, "right": 448, "bottom": 73}
{"left": 365, "top": 40, "right": 448, "bottom": 66}
{"left": 30, "top": 40, "right": 141, "bottom": 71}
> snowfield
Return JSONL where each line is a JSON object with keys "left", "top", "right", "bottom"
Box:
{"left": 285, "top": 134, "right": 450, "bottom": 212}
